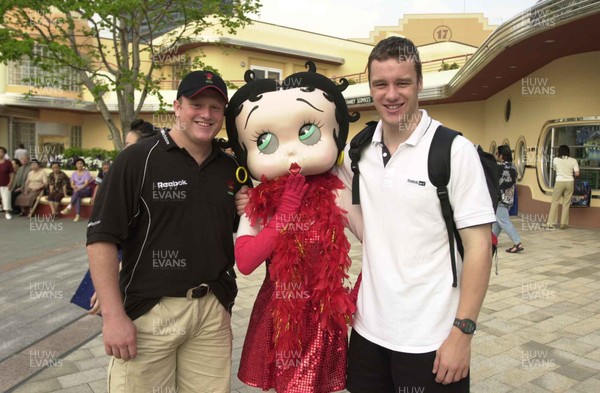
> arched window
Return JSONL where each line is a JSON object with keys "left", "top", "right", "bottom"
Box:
{"left": 515, "top": 136, "right": 527, "bottom": 180}
{"left": 539, "top": 117, "right": 600, "bottom": 191}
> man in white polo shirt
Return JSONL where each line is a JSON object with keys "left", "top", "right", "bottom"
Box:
{"left": 337, "top": 36, "right": 496, "bottom": 392}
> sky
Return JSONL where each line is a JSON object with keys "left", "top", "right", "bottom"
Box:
{"left": 252, "top": 0, "right": 541, "bottom": 39}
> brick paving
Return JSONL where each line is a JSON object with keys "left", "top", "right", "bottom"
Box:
{"left": 1, "top": 214, "right": 599, "bottom": 392}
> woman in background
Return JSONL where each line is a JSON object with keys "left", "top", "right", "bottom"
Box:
{"left": 493, "top": 145, "right": 524, "bottom": 253}
{"left": 47, "top": 162, "right": 70, "bottom": 217}
{"left": 125, "top": 119, "right": 158, "bottom": 147}
{"left": 547, "top": 144, "right": 579, "bottom": 229}
{"left": 61, "top": 158, "right": 92, "bottom": 222}
{"left": 15, "top": 158, "right": 47, "bottom": 217}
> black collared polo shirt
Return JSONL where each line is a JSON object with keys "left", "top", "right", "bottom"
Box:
{"left": 87, "top": 131, "right": 245, "bottom": 320}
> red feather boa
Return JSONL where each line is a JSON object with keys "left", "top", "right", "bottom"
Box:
{"left": 245, "top": 172, "right": 355, "bottom": 354}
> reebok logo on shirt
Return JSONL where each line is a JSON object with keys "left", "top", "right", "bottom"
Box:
{"left": 153, "top": 179, "right": 188, "bottom": 189}
{"left": 152, "top": 179, "right": 188, "bottom": 202}
{"left": 407, "top": 179, "right": 426, "bottom": 186}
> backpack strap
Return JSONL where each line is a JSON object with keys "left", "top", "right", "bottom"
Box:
{"left": 348, "top": 121, "right": 378, "bottom": 205}
{"left": 428, "top": 125, "right": 463, "bottom": 288}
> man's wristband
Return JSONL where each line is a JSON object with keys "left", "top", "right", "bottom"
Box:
{"left": 453, "top": 318, "right": 476, "bottom": 335}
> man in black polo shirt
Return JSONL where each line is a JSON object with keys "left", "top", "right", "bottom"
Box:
{"left": 87, "top": 71, "right": 244, "bottom": 392}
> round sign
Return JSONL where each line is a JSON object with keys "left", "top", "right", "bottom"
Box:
{"left": 433, "top": 25, "right": 453, "bottom": 42}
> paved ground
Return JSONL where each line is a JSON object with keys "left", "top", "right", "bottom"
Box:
{"left": 1, "top": 212, "right": 600, "bottom": 392}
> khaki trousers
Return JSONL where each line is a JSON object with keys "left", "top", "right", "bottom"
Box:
{"left": 547, "top": 180, "right": 574, "bottom": 227}
{"left": 108, "top": 294, "right": 232, "bottom": 393}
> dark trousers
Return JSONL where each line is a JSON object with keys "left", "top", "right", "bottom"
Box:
{"left": 11, "top": 190, "right": 22, "bottom": 213}
{"left": 346, "top": 329, "right": 470, "bottom": 393}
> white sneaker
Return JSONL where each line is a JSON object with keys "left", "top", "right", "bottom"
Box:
{"left": 5, "top": 212, "right": 12, "bottom": 220}
{"left": 73, "top": 214, "right": 80, "bottom": 222}
{"left": 61, "top": 206, "right": 71, "bottom": 215}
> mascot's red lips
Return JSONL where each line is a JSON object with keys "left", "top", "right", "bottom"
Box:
{"left": 289, "top": 162, "right": 302, "bottom": 175}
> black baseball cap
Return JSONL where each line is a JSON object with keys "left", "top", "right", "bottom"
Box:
{"left": 176, "top": 71, "right": 228, "bottom": 103}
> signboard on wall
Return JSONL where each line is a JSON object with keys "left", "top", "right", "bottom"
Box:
{"left": 345, "top": 96, "right": 373, "bottom": 106}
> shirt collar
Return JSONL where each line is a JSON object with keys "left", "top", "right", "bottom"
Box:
{"left": 161, "top": 129, "right": 223, "bottom": 163}
{"left": 160, "top": 129, "right": 178, "bottom": 150}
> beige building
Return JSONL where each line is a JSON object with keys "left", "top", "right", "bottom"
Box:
{"left": 0, "top": 0, "right": 598, "bottom": 227}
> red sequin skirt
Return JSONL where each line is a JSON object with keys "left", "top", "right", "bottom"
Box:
{"left": 238, "top": 275, "right": 347, "bottom": 393}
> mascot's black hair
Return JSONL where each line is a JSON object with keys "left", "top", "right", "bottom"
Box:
{"left": 225, "top": 61, "right": 359, "bottom": 173}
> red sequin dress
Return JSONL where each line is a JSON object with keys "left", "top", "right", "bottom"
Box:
{"left": 237, "top": 173, "right": 354, "bottom": 393}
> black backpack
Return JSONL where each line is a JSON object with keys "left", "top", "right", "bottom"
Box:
{"left": 348, "top": 122, "right": 500, "bottom": 287}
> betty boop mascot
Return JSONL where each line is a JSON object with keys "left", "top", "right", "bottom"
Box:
{"left": 226, "top": 62, "right": 362, "bottom": 392}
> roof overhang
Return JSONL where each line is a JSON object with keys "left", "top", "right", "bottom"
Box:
{"left": 345, "top": 0, "right": 600, "bottom": 109}
{"left": 0, "top": 94, "right": 97, "bottom": 113}
{"left": 423, "top": 0, "right": 600, "bottom": 105}
{"left": 155, "top": 36, "right": 345, "bottom": 66}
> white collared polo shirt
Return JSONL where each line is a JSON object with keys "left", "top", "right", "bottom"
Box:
{"left": 337, "top": 110, "right": 495, "bottom": 353}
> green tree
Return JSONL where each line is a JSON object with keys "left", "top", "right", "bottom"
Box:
{"left": 0, "top": 0, "right": 261, "bottom": 150}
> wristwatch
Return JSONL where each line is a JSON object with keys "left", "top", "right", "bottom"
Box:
{"left": 453, "top": 318, "right": 476, "bottom": 335}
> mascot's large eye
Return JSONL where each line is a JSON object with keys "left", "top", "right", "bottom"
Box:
{"left": 298, "top": 124, "right": 321, "bottom": 146}
{"left": 256, "top": 132, "right": 279, "bottom": 154}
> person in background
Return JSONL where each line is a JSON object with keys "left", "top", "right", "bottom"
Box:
{"left": 0, "top": 147, "right": 15, "bottom": 220}
{"left": 15, "top": 158, "right": 47, "bottom": 217}
{"left": 61, "top": 157, "right": 93, "bottom": 222}
{"left": 11, "top": 158, "right": 21, "bottom": 171}
{"left": 13, "top": 143, "right": 27, "bottom": 161}
{"left": 493, "top": 145, "right": 524, "bottom": 253}
{"left": 10, "top": 155, "right": 30, "bottom": 215}
{"left": 125, "top": 119, "right": 158, "bottom": 148}
{"left": 547, "top": 144, "right": 580, "bottom": 229}
{"left": 91, "top": 161, "right": 111, "bottom": 205}
{"left": 47, "top": 162, "right": 70, "bottom": 217}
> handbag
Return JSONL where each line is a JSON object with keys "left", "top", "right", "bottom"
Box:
{"left": 571, "top": 179, "right": 591, "bottom": 208}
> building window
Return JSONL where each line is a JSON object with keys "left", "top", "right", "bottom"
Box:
{"left": 8, "top": 44, "right": 81, "bottom": 92}
{"left": 71, "top": 125, "right": 82, "bottom": 148}
{"left": 171, "top": 60, "right": 191, "bottom": 90}
{"left": 13, "top": 122, "right": 36, "bottom": 158}
{"left": 514, "top": 136, "right": 527, "bottom": 180}
{"left": 540, "top": 119, "right": 600, "bottom": 190}
{"left": 250, "top": 66, "right": 282, "bottom": 81}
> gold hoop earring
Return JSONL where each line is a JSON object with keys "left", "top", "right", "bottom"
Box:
{"left": 236, "top": 166, "right": 249, "bottom": 184}
{"left": 336, "top": 151, "right": 345, "bottom": 166}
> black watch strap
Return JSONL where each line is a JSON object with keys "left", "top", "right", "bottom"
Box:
{"left": 453, "top": 318, "right": 476, "bottom": 334}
